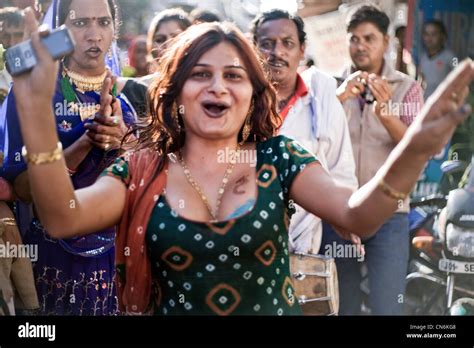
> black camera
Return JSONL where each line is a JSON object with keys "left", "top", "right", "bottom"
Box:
{"left": 5, "top": 25, "right": 75, "bottom": 76}
{"left": 360, "top": 82, "right": 375, "bottom": 104}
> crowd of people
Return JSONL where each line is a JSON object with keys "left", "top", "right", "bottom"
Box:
{"left": 0, "top": 0, "right": 472, "bottom": 316}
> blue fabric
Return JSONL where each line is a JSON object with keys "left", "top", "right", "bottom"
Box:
{"left": 1, "top": 71, "right": 136, "bottom": 253}
{"left": 42, "top": 0, "right": 57, "bottom": 28}
{"left": 412, "top": 143, "right": 450, "bottom": 199}
{"left": 0, "top": 0, "right": 129, "bottom": 315}
{"left": 1, "top": 71, "right": 135, "bottom": 184}
{"left": 0, "top": 93, "right": 24, "bottom": 182}
{"left": 320, "top": 214, "right": 409, "bottom": 315}
{"left": 24, "top": 219, "right": 118, "bottom": 315}
{"left": 0, "top": 67, "right": 136, "bottom": 315}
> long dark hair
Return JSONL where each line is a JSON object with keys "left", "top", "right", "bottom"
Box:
{"left": 135, "top": 22, "right": 281, "bottom": 174}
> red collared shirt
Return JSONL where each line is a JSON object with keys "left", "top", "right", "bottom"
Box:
{"left": 279, "top": 74, "right": 308, "bottom": 121}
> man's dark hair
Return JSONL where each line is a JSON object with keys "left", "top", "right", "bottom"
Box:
{"left": 347, "top": 5, "right": 390, "bottom": 35}
{"left": 423, "top": 19, "right": 448, "bottom": 38}
{"left": 0, "top": 7, "right": 23, "bottom": 27}
{"left": 190, "top": 8, "right": 220, "bottom": 23}
{"left": 250, "top": 9, "right": 306, "bottom": 45}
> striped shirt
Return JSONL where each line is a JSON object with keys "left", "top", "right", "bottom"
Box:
{"left": 399, "top": 81, "right": 424, "bottom": 126}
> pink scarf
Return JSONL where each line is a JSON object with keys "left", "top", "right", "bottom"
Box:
{"left": 115, "top": 149, "right": 167, "bottom": 314}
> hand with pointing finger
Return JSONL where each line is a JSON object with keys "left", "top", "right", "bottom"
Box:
{"left": 84, "top": 71, "right": 128, "bottom": 152}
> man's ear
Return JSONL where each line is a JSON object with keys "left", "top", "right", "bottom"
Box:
{"left": 299, "top": 42, "right": 306, "bottom": 59}
{"left": 383, "top": 34, "right": 390, "bottom": 51}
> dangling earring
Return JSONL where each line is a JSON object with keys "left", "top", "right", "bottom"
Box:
{"left": 107, "top": 48, "right": 113, "bottom": 60}
{"left": 239, "top": 100, "right": 254, "bottom": 146}
{"left": 172, "top": 102, "right": 182, "bottom": 132}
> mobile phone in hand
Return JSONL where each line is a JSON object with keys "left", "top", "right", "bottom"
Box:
{"left": 5, "top": 25, "right": 75, "bottom": 76}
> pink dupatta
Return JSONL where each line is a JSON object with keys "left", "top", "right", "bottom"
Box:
{"left": 115, "top": 149, "right": 167, "bottom": 314}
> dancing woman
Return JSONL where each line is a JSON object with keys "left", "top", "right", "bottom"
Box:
{"left": 12, "top": 12, "right": 473, "bottom": 315}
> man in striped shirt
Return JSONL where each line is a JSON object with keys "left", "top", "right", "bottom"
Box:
{"left": 329, "top": 5, "right": 424, "bottom": 315}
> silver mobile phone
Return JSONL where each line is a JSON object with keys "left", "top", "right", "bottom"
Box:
{"left": 5, "top": 25, "right": 75, "bottom": 76}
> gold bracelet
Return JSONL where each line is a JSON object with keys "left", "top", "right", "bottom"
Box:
{"left": 22, "top": 142, "right": 63, "bottom": 165}
{"left": 0, "top": 218, "right": 16, "bottom": 226}
{"left": 378, "top": 178, "right": 408, "bottom": 200}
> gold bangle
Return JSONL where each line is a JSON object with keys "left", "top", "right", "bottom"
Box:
{"left": 22, "top": 142, "right": 63, "bottom": 165}
{"left": 0, "top": 218, "right": 16, "bottom": 226}
{"left": 378, "top": 178, "right": 408, "bottom": 200}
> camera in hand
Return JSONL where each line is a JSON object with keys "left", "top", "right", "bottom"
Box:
{"left": 360, "top": 83, "right": 375, "bottom": 104}
{"left": 5, "top": 25, "right": 75, "bottom": 76}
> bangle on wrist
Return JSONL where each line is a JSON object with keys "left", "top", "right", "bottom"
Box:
{"left": 0, "top": 218, "right": 16, "bottom": 235}
{"left": 0, "top": 218, "right": 16, "bottom": 226}
{"left": 377, "top": 178, "right": 408, "bottom": 200}
{"left": 22, "top": 142, "right": 63, "bottom": 165}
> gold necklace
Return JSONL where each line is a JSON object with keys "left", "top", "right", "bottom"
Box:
{"left": 178, "top": 146, "right": 239, "bottom": 222}
{"left": 63, "top": 67, "right": 107, "bottom": 93}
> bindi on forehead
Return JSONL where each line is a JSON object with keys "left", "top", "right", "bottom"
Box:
{"left": 68, "top": 11, "right": 112, "bottom": 20}
{"left": 67, "top": 0, "right": 112, "bottom": 19}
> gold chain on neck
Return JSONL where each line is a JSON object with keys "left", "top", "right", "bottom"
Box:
{"left": 63, "top": 67, "right": 107, "bottom": 93}
{"left": 178, "top": 146, "right": 240, "bottom": 222}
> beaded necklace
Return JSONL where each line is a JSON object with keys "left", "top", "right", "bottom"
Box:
{"left": 60, "top": 67, "right": 117, "bottom": 121}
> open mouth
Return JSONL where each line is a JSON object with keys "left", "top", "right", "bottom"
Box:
{"left": 269, "top": 60, "right": 288, "bottom": 68}
{"left": 85, "top": 47, "right": 102, "bottom": 58}
{"left": 201, "top": 101, "right": 230, "bottom": 118}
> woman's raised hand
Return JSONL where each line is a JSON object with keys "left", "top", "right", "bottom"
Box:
{"left": 84, "top": 72, "right": 128, "bottom": 151}
{"left": 404, "top": 58, "right": 473, "bottom": 158}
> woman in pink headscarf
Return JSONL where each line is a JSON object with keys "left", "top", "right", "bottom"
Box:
{"left": 123, "top": 36, "right": 149, "bottom": 78}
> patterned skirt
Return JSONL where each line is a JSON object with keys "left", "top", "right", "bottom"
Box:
{"left": 24, "top": 219, "right": 118, "bottom": 316}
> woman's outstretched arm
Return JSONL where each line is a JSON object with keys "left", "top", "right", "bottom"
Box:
{"left": 11, "top": 9, "right": 126, "bottom": 238}
{"left": 291, "top": 58, "right": 473, "bottom": 239}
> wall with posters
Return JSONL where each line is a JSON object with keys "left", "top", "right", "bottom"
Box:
{"left": 303, "top": 10, "right": 352, "bottom": 76}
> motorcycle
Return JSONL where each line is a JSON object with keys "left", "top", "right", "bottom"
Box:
{"left": 404, "top": 156, "right": 474, "bottom": 315}
{"left": 438, "top": 156, "right": 474, "bottom": 315}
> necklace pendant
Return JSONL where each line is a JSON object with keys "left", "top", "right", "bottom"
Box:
{"left": 79, "top": 104, "right": 100, "bottom": 121}
{"left": 179, "top": 147, "right": 238, "bottom": 227}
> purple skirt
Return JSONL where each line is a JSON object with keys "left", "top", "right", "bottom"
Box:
{"left": 25, "top": 219, "right": 118, "bottom": 316}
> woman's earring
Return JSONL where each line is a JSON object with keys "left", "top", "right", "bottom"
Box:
{"left": 239, "top": 101, "right": 254, "bottom": 146}
{"left": 107, "top": 48, "right": 113, "bottom": 60}
{"left": 172, "top": 102, "right": 182, "bottom": 132}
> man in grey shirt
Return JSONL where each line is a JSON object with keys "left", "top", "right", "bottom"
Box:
{"left": 419, "top": 20, "right": 455, "bottom": 99}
